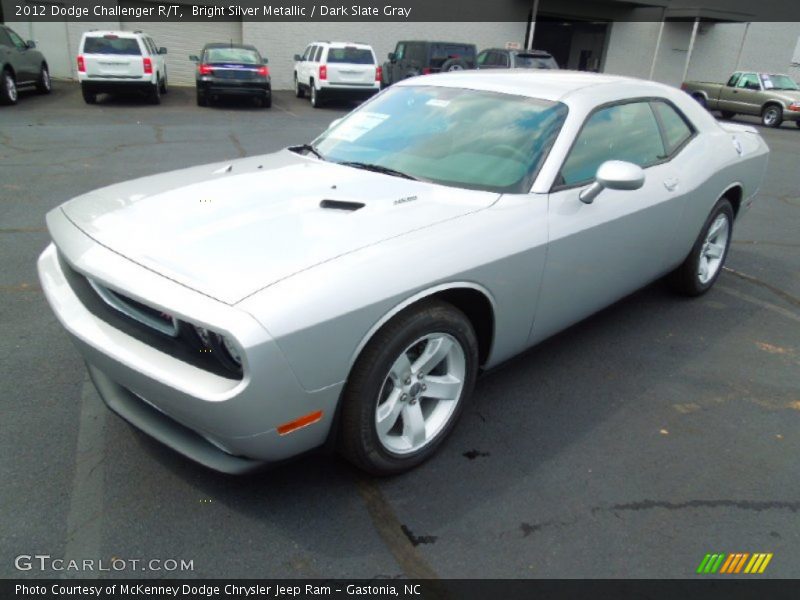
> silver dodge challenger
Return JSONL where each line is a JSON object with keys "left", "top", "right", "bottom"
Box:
{"left": 38, "top": 71, "right": 769, "bottom": 475}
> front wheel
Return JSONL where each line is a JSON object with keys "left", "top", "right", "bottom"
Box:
{"left": 761, "top": 104, "right": 782, "bottom": 128}
{"left": 339, "top": 300, "right": 479, "bottom": 475}
{"left": 669, "top": 198, "right": 734, "bottom": 296}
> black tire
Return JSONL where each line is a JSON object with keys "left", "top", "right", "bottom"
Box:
{"left": 796, "top": 121, "right": 800, "bottom": 129}
{"left": 692, "top": 94, "right": 707, "bottom": 109}
{"left": 196, "top": 89, "right": 207, "bottom": 106}
{"left": 669, "top": 197, "right": 734, "bottom": 296}
{"left": 440, "top": 58, "right": 469, "bottom": 72}
{"left": 0, "top": 69, "right": 18, "bottom": 105}
{"left": 149, "top": 80, "right": 161, "bottom": 105}
{"left": 339, "top": 299, "right": 479, "bottom": 475}
{"left": 310, "top": 83, "right": 322, "bottom": 108}
{"left": 160, "top": 72, "right": 168, "bottom": 94}
{"left": 294, "top": 74, "right": 304, "bottom": 98}
{"left": 720, "top": 110, "right": 736, "bottom": 120}
{"left": 81, "top": 84, "right": 96, "bottom": 105}
{"left": 761, "top": 104, "right": 782, "bottom": 128}
{"left": 36, "top": 64, "right": 51, "bottom": 94}
{"left": 261, "top": 93, "right": 272, "bottom": 109}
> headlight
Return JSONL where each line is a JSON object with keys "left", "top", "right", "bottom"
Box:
{"left": 186, "top": 323, "right": 242, "bottom": 375}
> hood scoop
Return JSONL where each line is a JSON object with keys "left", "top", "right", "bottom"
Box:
{"left": 319, "top": 199, "right": 365, "bottom": 212}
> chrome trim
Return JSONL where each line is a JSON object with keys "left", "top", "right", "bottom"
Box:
{"left": 87, "top": 278, "right": 180, "bottom": 337}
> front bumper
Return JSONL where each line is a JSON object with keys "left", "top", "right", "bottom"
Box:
{"left": 38, "top": 210, "right": 343, "bottom": 473}
{"left": 782, "top": 108, "right": 800, "bottom": 122}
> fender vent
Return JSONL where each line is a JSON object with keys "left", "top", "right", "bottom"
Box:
{"left": 319, "top": 199, "right": 364, "bottom": 211}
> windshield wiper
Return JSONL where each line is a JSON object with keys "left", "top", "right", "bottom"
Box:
{"left": 337, "top": 161, "right": 420, "bottom": 181}
{"left": 294, "top": 143, "right": 325, "bottom": 160}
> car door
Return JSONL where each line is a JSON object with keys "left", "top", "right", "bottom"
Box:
{"left": 717, "top": 72, "right": 740, "bottom": 112}
{"left": 530, "top": 99, "right": 692, "bottom": 344}
{"left": 4, "top": 27, "right": 37, "bottom": 83}
{"left": 728, "top": 72, "right": 762, "bottom": 115}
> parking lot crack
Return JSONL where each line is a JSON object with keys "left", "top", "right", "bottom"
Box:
{"left": 595, "top": 499, "right": 800, "bottom": 514}
{"left": 723, "top": 267, "right": 800, "bottom": 309}
{"left": 229, "top": 133, "right": 246, "bottom": 157}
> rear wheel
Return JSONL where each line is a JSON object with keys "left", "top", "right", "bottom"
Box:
{"left": 440, "top": 58, "right": 468, "bottom": 72}
{"left": 160, "top": 71, "right": 168, "bottom": 94}
{"left": 294, "top": 74, "right": 304, "bottom": 98}
{"left": 0, "top": 70, "right": 17, "bottom": 105}
{"left": 720, "top": 110, "right": 736, "bottom": 120}
{"left": 81, "top": 84, "right": 96, "bottom": 105}
{"left": 36, "top": 64, "right": 51, "bottom": 94}
{"left": 310, "top": 83, "right": 322, "bottom": 108}
{"left": 669, "top": 197, "right": 734, "bottom": 296}
{"left": 339, "top": 300, "right": 478, "bottom": 475}
{"left": 149, "top": 80, "right": 161, "bottom": 105}
{"left": 761, "top": 104, "right": 782, "bottom": 128}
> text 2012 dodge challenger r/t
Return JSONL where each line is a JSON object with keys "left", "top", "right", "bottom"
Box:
{"left": 38, "top": 71, "right": 769, "bottom": 475}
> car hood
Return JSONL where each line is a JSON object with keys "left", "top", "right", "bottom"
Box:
{"left": 60, "top": 149, "right": 498, "bottom": 304}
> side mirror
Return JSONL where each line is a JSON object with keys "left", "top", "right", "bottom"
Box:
{"left": 388, "top": 52, "right": 396, "bottom": 61}
{"left": 328, "top": 117, "right": 343, "bottom": 129}
{"left": 158, "top": 47, "right": 167, "bottom": 55}
{"left": 26, "top": 40, "right": 36, "bottom": 49}
{"left": 579, "top": 160, "right": 645, "bottom": 204}
{"left": 263, "top": 57, "right": 269, "bottom": 64}
{"left": 189, "top": 55, "right": 200, "bottom": 62}
{"left": 294, "top": 54, "right": 302, "bottom": 61}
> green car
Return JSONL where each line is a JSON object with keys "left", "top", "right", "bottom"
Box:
{"left": 0, "top": 24, "right": 51, "bottom": 105}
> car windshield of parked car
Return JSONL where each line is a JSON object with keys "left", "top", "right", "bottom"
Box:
{"left": 762, "top": 74, "right": 798, "bottom": 90}
{"left": 206, "top": 48, "right": 260, "bottom": 64}
{"left": 515, "top": 54, "right": 558, "bottom": 69}
{"left": 314, "top": 85, "right": 568, "bottom": 193}
{"left": 83, "top": 36, "right": 141, "bottom": 56}
{"left": 327, "top": 47, "right": 374, "bottom": 64}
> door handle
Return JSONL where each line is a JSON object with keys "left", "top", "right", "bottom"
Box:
{"left": 664, "top": 178, "right": 679, "bottom": 192}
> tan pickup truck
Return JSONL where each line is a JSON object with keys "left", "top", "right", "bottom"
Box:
{"left": 682, "top": 71, "right": 800, "bottom": 128}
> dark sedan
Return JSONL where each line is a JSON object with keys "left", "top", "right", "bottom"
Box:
{"left": 190, "top": 44, "right": 271, "bottom": 108}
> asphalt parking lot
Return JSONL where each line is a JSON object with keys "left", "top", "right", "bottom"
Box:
{"left": 1, "top": 81, "right": 799, "bottom": 580}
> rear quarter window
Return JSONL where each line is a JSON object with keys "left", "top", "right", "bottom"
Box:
{"left": 652, "top": 101, "right": 694, "bottom": 155}
{"left": 327, "top": 47, "right": 374, "bottom": 64}
{"left": 83, "top": 36, "right": 142, "bottom": 56}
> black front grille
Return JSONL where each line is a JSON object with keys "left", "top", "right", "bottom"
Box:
{"left": 58, "top": 252, "right": 242, "bottom": 381}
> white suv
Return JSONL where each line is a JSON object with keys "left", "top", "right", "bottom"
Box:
{"left": 77, "top": 31, "right": 168, "bottom": 105}
{"left": 293, "top": 41, "right": 380, "bottom": 108}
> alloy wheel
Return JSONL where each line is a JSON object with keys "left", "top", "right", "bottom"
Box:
{"left": 374, "top": 333, "right": 466, "bottom": 455}
{"left": 697, "top": 214, "right": 730, "bottom": 284}
{"left": 5, "top": 73, "right": 17, "bottom": 103}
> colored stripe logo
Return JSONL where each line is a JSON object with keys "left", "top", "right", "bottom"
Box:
{"left": 696, "top": 553, "right": 773, "bottom": 574}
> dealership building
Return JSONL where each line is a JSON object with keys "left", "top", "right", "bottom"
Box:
{"left": 2, "top": 0, "right": 799, "bottom": 90}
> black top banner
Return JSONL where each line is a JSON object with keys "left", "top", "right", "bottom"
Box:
{"left": 4, "top": 579, "right": 800, "bottom": 600}
{"left": 3, "top": 0, "right": 799, "bottom": 22}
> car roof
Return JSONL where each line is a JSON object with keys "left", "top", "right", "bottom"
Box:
{"left": 483, "top": 48, "right": 553, "bottom": 56}
{"left": 399, "top": 41, "right": 476, "bottom": 46}
{"left": 204, "top": 43, "right": 259, "bottom": 51}
{"left": 396, "top": 69, "right": 665, "bottom": 102}
{"left": 309, "top": 41, "right": 373, "bottom": 49}
{"left": 82, "top": 31, "right": 142, "bottom": 38}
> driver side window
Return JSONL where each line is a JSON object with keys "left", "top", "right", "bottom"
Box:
{"left": 559, "top": 101, "right": 665, "bottom": 187}
{"left": 395, "top": 44, "right": 405, "bottom": 60}
{"left": 6, "top": 28, "right": 27, "bottom": 50}
{"left": 737, "top": 73, "right": 759, "bottom": 90}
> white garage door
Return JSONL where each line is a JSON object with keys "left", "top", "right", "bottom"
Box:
{"left": 120, "top": 2, "right": 242, "bottom": 86}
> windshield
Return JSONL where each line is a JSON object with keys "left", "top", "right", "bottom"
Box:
{"left": 83, "top": 36, "right": 141, "bottom": 56}
{"left": 314, "top": 86, "right": 567, "bottom": 193}
{"left": 762, "top": 74, "right": 799, "bottom": 90}
{"left": 327, "top": 47, "right": 374, "bottom": 64}
{"left": 205, "top": 47, "right": 261, "bottom": 64}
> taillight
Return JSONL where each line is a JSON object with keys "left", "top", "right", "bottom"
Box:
{"left": 375, "top": 65, "right": 382, "bottom": 82}
{"left": 77, "top": 55, "right": 85, "bottom": 73}
{"left": 257, "top": 65, "right": 269, "bottom": 77}
{"left": 143, "top": 57, "right": 153, "bottom": 74}
{"left": 422, "top": 67, "right": 432, "bottom": 75}
{"left": 319, "top": 65, "right": 327, "bottom": 80}
{"left": 198, "top": 64, "right": 213, "bottom": 75}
